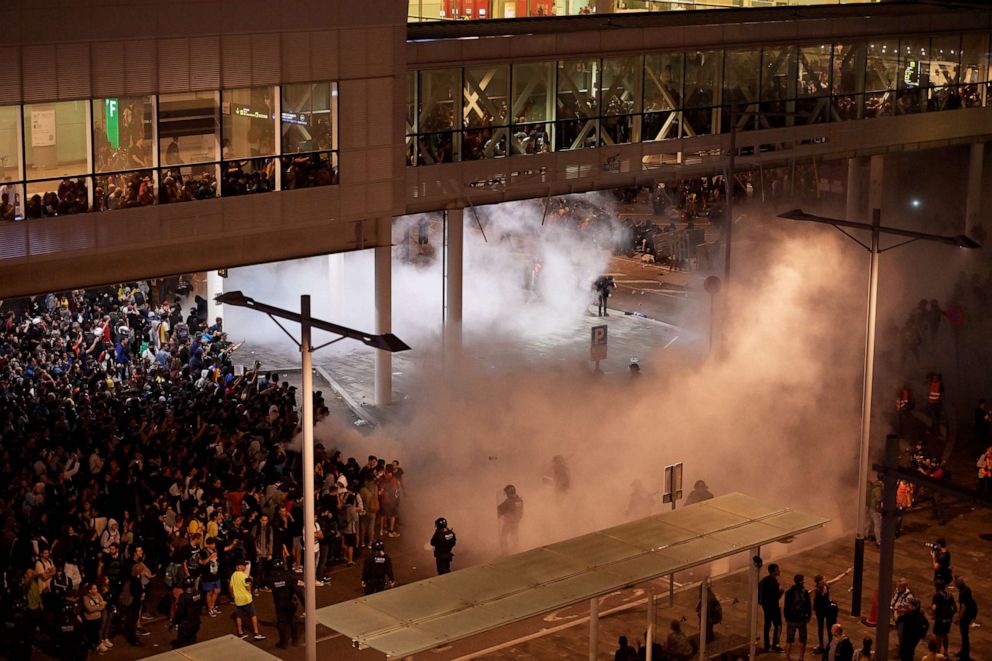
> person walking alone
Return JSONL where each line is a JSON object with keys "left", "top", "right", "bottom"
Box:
{"left": 759, "top": 563, "right": 785, "bottom": 653}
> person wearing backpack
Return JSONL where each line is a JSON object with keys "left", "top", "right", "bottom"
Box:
{"left": 897, "top": 598, "right": 929, "bottom": 661}
{"left": 930, "top": 580, "right": 957, "bottom": 657}
{"left": 784, "top": 574, "right": 812, "bottom": 661}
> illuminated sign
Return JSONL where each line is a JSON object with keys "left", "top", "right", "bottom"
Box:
{"left": 280, "top": 112, "right": 309, "bottom": 126}
{"left": 903, "top": 60, "right": 919, "bottom": 88}
{"left": 105, "top": 98, "right": 120, "bottom": 149}
{"left": 234, "top": 106, "right": 271, "bottom": 120}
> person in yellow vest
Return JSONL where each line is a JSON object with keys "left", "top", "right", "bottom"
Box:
{"left": 230, "top": 560, "right": 265, "bottom": 641}
{"left": 896, "top": 480, "right": 913, "bottom": 536}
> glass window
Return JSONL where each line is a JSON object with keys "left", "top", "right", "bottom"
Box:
{"left": 928, "top": 35, "right": 960, "bottom": 88}
{"left": 832, "top": 42, "right": 865, "bottom": 96}
{"left": 644, "top": 53, "right": 683, "bottom": 111}
{"left": 222, "top": 87, "right": 277, "bottom": 160}
{"left": 159, "top": 92, "right": 219, "bottom": 166}
{"left": 512, "top": 62, "right": 555, "bottom": 124}
{"left": 464, "top": 65, "right": 509, "bottom": 129}
{"left": 419, "top": 68, "right": 460, "bottom": 133}
{"left": 723, "top": 49, "right": 760, "bottom": 107}
{"left": 23, "top": 101, "right": 90, "bottom": 181}
{"left": 865, "top": 40, "right": 899, "bottom": 92}
{"left": 406, "top": 72, "right": 417, "bottom": 134}
{"left": 960, "top": 33, "right": 989, "bottom": 85}
{"left": 93, "top": 96, "right": 154, "bottom": 173}
{"left": 761, "top": 47, "right": 795, "bottom": 102}
{"left": 601, "top": 56, "right": 641, "bottom": 116}
{"left": 797, "top": 45, "right": 831, "bottom": 97}
{"left": 557, "top": 59, "right": 599, "bottom": 119}
{"left": 0, "top": 106, "right": 21, "bottom": 186}
{"left": 281, "top": 82, "right": 336, "bottom": 154}
{"left": 684, "top": 51, "right": 721, "bottom": 109}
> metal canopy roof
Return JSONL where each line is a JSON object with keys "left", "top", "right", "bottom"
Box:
{"left": 317, "top": 492, "right": 828, "bottom": 659}
{"left": 141, "top": 635, "right": 283, "bottom": 661}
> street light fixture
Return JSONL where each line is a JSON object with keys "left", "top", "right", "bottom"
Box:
{"left": 774, "top": 208, "right": 979, "bottom": 659}
{"left": 215, "top": 290, "right": 410, "bottom": 661}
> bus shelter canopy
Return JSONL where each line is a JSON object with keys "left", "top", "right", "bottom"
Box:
{"left": 142, "top": 635, "right": 283, "bottom": 661}
{"left": 317, "top": 492, "right": 828, "bottom": 658}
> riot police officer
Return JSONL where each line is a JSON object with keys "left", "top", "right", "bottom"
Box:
{"left": 430, "top": 518, "right": 457, "bottom": 575}
{"left": 56, "top": 600, "right": 88, "bottom": 661}
{"left": 361, "top": 540, "right": 394, "bottom": 595}
{"left": 497, "top": 484, "right": 524, "bottom": 554}
{"left": 171, "top": 576, "right": 203, "bottom": 648}
{"left": 270, "top": 558, "right": 303, "bottom": 649}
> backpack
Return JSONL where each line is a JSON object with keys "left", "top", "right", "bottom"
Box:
{"left": 784, "top": 586, "right": 810, "bottom": 622}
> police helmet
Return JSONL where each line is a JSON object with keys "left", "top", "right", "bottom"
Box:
{"left": 183, "top": 575, "right": 196, "bottom": 589}
{"left": 504, "top": 484, "right": 516, "bottom": 496}
{"left": 371, "top": 539, "right": 385, "bottom": 552}
{"left": 435, "top": 517, "right": 447, "bottom": 529}
{"left": 271, "top": 557, "right": 286, "bottom": 572}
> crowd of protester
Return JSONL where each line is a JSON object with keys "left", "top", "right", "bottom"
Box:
{"left": 0, "top": 280, "right": 406, "bottom": 656}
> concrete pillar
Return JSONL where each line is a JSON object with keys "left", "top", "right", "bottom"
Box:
{"left": 846, "top": 157, "right": 864, "bottom": 222}
{"left": 206, "top": 270, "right": 224, "bottom": 325}
{"left": 868, "top": 154, "right": 884, "bottom": 218}
{"left": 374, "top": 219, "right": 392, "bottom": 407}
{"left": 965, "top": 142, "right": 984, "bottom": 237}
{"left": 445, "top": 208, "right": 464, "bottom": 353}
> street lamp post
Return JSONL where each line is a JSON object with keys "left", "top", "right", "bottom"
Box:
{"left": 775, "top": 209, "right": 979, "bottom": 628}
{"left": 215, "top": 291, "right": 410, "bottom": 661}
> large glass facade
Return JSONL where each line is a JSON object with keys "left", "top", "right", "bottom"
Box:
{"left": 0, "top": 81, "right": 338, "bottom": 222}
{"left": 405, "top": 31, "right": 991, "bottom": 166}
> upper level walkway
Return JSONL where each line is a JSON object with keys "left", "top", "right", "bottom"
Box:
{"left": 0, "top": 1, "right": 989, "bottom": 297}
{"left": 404, "top": 1, "right": 992, "bottom": 211}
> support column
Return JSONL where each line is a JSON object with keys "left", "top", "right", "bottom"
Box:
{"left": 747, "top": 548, "right": 760, "bottom": 661}
{"left": 589, "top": 597, "right": 599, "bottom": 661}
{"left": 698, "top": 577, "right": 709, "bottom": 661}
{"left": 206, "top": 270, "right": 224, "bottom": 326}
{"left": 374, "top": 219, "right": 392, "bottom": 406}
{"left": 445, "top": 208, "right": 464, "bottom": 353}
{"left": 846, "top": 157, "right": 864, "bottom": 222}
{"left": 965, "top": 142, "right": 984, "bottom": 237}
{"left": 594, "top": 0, "right": 613, "bottom": 13}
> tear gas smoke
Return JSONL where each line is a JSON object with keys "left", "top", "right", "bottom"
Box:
{"left": 230, "top": 195, "right": 884, "bottom": 567}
